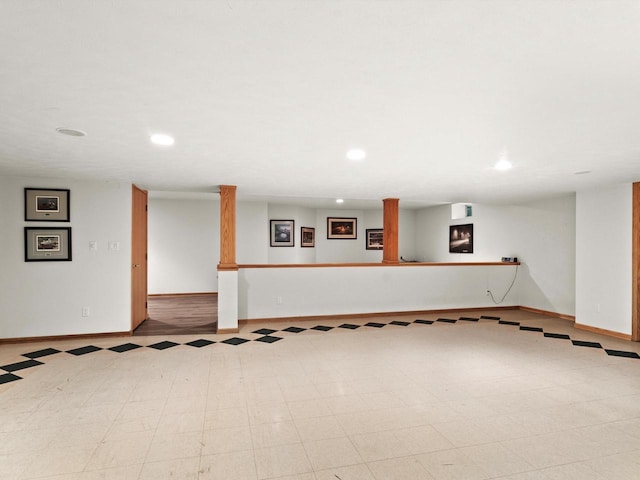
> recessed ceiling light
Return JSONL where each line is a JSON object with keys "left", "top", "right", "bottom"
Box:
{"left": 346, "top": 148, "right": 366, "bottom": 161}
{"left": 336, "top": 198, "right": 344, "bottom": 204}
{"left": 56, "top": 127, "right": 86, "bottom": 137}
{"left": 150, "top": 133, "right": 175, "bottom": 146}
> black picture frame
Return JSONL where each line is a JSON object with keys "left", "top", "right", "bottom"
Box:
{"left": 25, "top": 227, "right": 72, "bottom": 261}
{"left": 25, "top": 188, "right": 70, "bottom": 222}
{"left": 270, "top": 219, "right": 294, "bottom": 247}
{"left": 366, "top": 228, "right": 383, "bottom": 250}
{"left": 301, "top": 227, "right": 315, "bottom": 247}
{"left": 449, "top": 223, "right": 473, "bottom": 253}
{"left": 327, "top": 217, "right": 357, "bottom": 239}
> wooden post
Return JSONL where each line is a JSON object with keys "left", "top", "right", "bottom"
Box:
{"left": 633, "top": 182, "right": 639, "bottom": 341}
{"left": 218, "top": 185, "right": 238, "bottom": 271}
{"left": 383, "top": 198, "right": 399, "bottom": 264}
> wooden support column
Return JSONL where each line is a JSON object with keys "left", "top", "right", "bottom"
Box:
{"left": 633, "top": 182, "right": 639, "bottom": 341}
{"left": 218, "top": 185, "right": 238, "bottom": 271}
{"left": 382, "top": 198, "right": 399, "bottom": 264}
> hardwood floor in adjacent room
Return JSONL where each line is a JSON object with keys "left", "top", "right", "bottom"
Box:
{"left": 133, "top": 293, "right": 217, "bottom": 336}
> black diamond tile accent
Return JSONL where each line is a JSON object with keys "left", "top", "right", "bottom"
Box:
{"left": 67, "top": 345, "right": 103, "bottom": 356}
{"left": 0, "top": 373, "right": 22, "bottom": 384}
{"left": 339, "top": 324, "right": 360, "bottom": 329}
{"left": 572, "top": 340, "right": 602, "bottom": 349}
{"left": 255, "top": 335, "right": 282, "bottom": 344}
{"left": 544, "top": 333, "right": 571, "bottom": 340}
{"left": 1, "top": 359, "right": 43, "bottom": 372}
{"left": 389, "top": 321, "right": 410, "bottom": 326}
{"left": 147, "top": 341, "right": 179, "bottom": 350}
{"left": 605, "top": 349, "right": 640, "bottom": 359}
{"left": 283, "top": 326, "right": 306, "bottom": 333}
{"left": 23, "top": 348, "right": 61, "bottom": 359}
{"left": 520, "top": 326, "right": 544, "bottom": 332}
{"left": 414, "top": 319, "right": 434, "bottom": 324}
{"left": 437, "top": 318, "right": 457, "bottom": 323}
{"left": 311, "top": 325, "right": 333, "bottom": 331}
{"left": 480, "top": 315, "right": 500, "bottom": 320}
{"left": 253, "top": 328, "right": 277, "bottom": 335}
{"left": 460, "top": 316, "right": 479, "bottom": 321}
{"left": 108, "top": 343, "right": 142, "bottom": 353}
{"left": 186, "top": 339, "right": 215, "bottom": 348}
{"left": 499, "top": 320, "right": 520, "bottom": 326}
{"left": 364, "top": 322, "right": 385, "bottom": 328}
{"left": 222, "top": 337, "right": 250, "bottom": 345}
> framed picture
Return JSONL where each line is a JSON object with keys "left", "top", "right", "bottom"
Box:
{"left": 449, "top": 223, "right": 473, "bottom": 253}
{"left": 327, "top": 217, "right": 357, "bottom": 239}
{"left": 366, "top": 228, "right": 383, "bottom": 250}
{"left": 270, "top": 219, "right": 294, "bottom": 247}
{"left": 301, "top": 227, "right": 315, "bottom": 247}
{"left": 25, "top": 188, "right": 70, "bottom": 222}
{"left": 25, "top": 227, "right": 72, "bottom": 261}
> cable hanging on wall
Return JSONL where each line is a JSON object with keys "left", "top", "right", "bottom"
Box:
{"left": 487, "top": 264, "right": 519, "bottom": 304}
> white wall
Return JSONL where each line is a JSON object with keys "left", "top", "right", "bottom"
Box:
{"left": 576, "top": 184, "right": 632, "bottom": 335}
{"left": 238, "top": 202, "right": 269, "bottom": 264}
{"left": 238, "top": 264, "right": 519, "bottom": 320}
{"left": 415, "top": 196, "right": 576, "bottom": 316}
{"left": 0, "top": 176, "right": 131, "bottom": 338}
{"left": 148, "top": 197, "right": 219, "bottom": 294}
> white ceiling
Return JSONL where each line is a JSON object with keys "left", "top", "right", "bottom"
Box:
{"left": 1, "top": 1, "right": 639, "bottom": 209}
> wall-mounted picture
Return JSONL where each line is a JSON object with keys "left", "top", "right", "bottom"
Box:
{"left": 327, "top": 217, "right": 357, "bottom": 239}
{"left": 301, "top": 227, "right": 315, "bottom": 247}
{"left": 25, "top": 227, "right": 72, "bottom": 261}
{"left": 25, "top": 188, "right": 70, "bottom": 222}
{"left": 449, "top": 223, "right": 473, "bottom": 253}
{"left": 270, "top": 219, "right": 294, "bottom": 247}
{"left": 366, "top": 228, "right": 383, "bottom": 250}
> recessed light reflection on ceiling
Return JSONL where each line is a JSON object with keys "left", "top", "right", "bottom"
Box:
{"left": 346, "top": 148, "right": 366, "bottom": 161}
{"left": 494, "top": 149, "right": 512, "bottom": 171}
{"left": 150, "top": 133, "right": 175, "bottom": 146}
{"left": 336, "top": 198, "right": 344, "bottom": 204}
{"left": 574, "top": 170, "right": 592, "bottom": 175}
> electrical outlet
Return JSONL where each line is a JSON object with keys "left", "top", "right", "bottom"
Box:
{"left": 276, "top": 296, "right": 283, "bottom": 305}
{"left": 82, "top": 307, "right": 90, "bottom": 317}
{"left": 486, "top": 290, "right": 491, "bottom": 296}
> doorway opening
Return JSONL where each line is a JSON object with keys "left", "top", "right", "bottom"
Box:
{"left": 133, "top": 293, "right": 218, "bottom": 336}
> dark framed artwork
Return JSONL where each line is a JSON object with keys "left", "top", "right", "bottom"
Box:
{"left": 25, "top": 227, "right": 72, "bottom": 261}
{"left": 301, "top": 227, "right": 315, "bottom": 247}
{"left": 366, "top": 228, "right": 383, "bottom": 250}
{"left": 270, "top": 219, "right": 294, "bottom": 247}
{"left": 25, "top": 188, "right": 70, "bottom": 222}
{"left": 449, "top": 223, "right": 473, "bottom": 253}
{"left": 327, "top": 217, "right": 357, "bottom": 239}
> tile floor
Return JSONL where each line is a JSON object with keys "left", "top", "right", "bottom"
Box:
{"left": 2, "top": 310, "right": 640, "bottom": 479}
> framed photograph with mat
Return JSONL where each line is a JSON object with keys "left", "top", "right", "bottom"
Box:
{"left": 327, "top": 217, "right": 357, "bottom": 239}
{"left": 449, "top": 223, "right": 473, "bottom": 253}
{"left": 25, "top": 227, "right": 72, "bottom": 261}
{"left": 365, "top": 228, "right": 383, "bottom": 250}
{"left": 24, "top": 188, "right": 70, "bottom": 222}
{"left": 270, "top": 220, "right": 294, "bottom": 247}
{"left": 301, "top": 227, "right": 315, "bottom": 247}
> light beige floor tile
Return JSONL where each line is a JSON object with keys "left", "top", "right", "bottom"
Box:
{"left": 350, "top": 430, "right": 407, "bottom": 462}
{"left": 199, "top": 450, "right": 257, "bottom": 480}
{"left": 21, "top": 444, "right": 95, "bottom": 478}
{"left": 145, "top": 431, "right": 203, "bottom": 463}
{"left": 254, "top": 443, "right": 312, "bottom": 479}
{"left": 393, "top": 425, "right": 454, "bottom": 455}
{"left": 295, "top": 415, "right": 345, "bottom": 442}
{"left": 367, "top": 456, "right": 434, "bottom": 480}
{"left": 204, "top": 406, "right": 249, "bottom": 429}
{"left": 303, "top": 436, "right": 362, "bottom": 471}
{"left": 248, "top": 402, "right": 292, "bottom": 425}
{"left": 156, "top": 411, "right": 205, "bottom": 434}
{"left": 251, "top": 420, "right": 301, "bottom": 448}
{"left": 287, "top": 398, "right": 333, "bottom": 420}
{"left": 138, "top": 457, "right": 201, "bottom": 480}
{"left": 583, "top": 451, "right": 640, "bottom": 480}
{"left": 314, "top": 463, "right": 374, "bottom": 480}
{"left": 202, "top": 425, "right": 253, "bottom": 455}
{"left": 85, "top": 430, "right": 154, "bottom": 471}
{"left": 416, "top": 448, "right": 488, "bottom": 480}
{"left": 459, "top": 442, "right": 534, "bottom": 478}
{"left": 37, "top": 465, "right": 144, "bottom": 480}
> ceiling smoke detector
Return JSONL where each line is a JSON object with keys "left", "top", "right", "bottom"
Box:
{"left": 56, "top": 127, "right": 86, "bottom": 137}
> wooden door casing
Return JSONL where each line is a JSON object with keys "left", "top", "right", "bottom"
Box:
{"left": 131, "top": 185, "right": 148, "bottom": 331}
